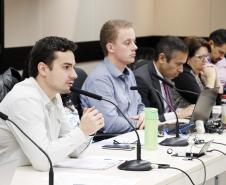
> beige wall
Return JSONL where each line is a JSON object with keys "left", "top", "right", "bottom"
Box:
{"left": 4, "top": 0, "right": 226, "bottom": 47}
{"left": 76, "top": 60, "right": 99, "bottom": 75}
{"left": 5, "top": 0, "right": 154, "bottom": 47}
{"left": 5, "top": 0, "right": 42, "bottom": 47}
{"left": 210, "top": 0, "right": 226, "bottom": 33}
{"left": 154, "top": 0, "right": 211, "bottom": 36}
{"left": 153, "top": 0, "right": 226, "bottom": 37}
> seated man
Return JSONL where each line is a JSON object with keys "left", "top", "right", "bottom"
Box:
{"left": 0, "top": 36, "right": 104, "bottom": 171}
{"left": 134, "top": 36, "right": 194, "bottom": 122}
{"left": 208, "top": 29, "right": 226, "bottom": 88}
{"left": 81, "top": 19, "right": 144, "bottom": 134}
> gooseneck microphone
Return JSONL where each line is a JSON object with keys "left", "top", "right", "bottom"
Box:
{"left": 70, "top": 86, "right": 151, "bottom": 171}
{"left": 0, "top": 112, "right": 54, "bottom": 185}
{"left": 70, "top": 87, "right": 102, "bottom": 100}
{"left": 152, "top": 73, "right": 199, "bottom": 95}
{"left": 130, "top": 86, "right": 188, "bottom": 147}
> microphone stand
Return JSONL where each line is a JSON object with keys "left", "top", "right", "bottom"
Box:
{"left": 154, "top": 90, "right": 188, "bottom": 146}
{"left": 152, "top": 72, "right": 199, "bottom": 95}
{"left": 0, "top": 112, "right": 54, "bottom": 185}
{"left": 131, "top": 86, "right": 188, "bottom": 147}
{"left": 102, "top": 99, "right": 151, "bottom": 171}
{"left": 70, "top": 87, "right": 152, "bottom": 171}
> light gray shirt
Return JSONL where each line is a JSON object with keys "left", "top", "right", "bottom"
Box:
{"left": 81, "top": 58, "right": 144, "bottom": 134}
{"left": 0, "top": 78, "right": 90, "bottom": 171}
{"left": 215, "top": 57, "right": 226, "bottom": 86}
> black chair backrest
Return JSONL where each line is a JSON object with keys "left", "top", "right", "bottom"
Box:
{"left": 69, "top": 67, "right": 88, "bottom": 118}
{"left": 0, "top": 68, "right": 21, "bottom": 102}
{"left": 129, "top": 47, "right": 155, "bottom": 70}
{"left": 133, "top": 59, "right": 150, "bottom": 70}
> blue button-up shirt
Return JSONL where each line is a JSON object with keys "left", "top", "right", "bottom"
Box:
{"left": 81, "top": 58, "right": 144, "bottom": 133}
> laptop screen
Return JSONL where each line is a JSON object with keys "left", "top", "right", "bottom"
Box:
{"left": 190, "top": 88, "right": 218, "bottom": 123}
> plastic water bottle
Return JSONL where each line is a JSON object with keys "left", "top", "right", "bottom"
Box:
{"left": 64, "top": 106, "right": 80, "bottom": 129}
{"left": 144, "top": 107, "right": 159, "bottom": 150}
{"left": 195, "top": 120, "right": 205, "bottom": 134}
{"left": 221, "top": 95, "right": 226, "bottom": 125}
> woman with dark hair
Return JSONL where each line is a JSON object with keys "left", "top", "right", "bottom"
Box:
{"left": 173, "top": 37, "right": 222, "bottom": 108}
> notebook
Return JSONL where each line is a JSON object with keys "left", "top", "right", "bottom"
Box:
{"left": 0, "top": 158, "right": 18, "bottom": 185}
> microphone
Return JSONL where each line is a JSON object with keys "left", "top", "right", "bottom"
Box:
{"left": 130, "top": 86, "right": 188, "bottom": 146}
{"left": 70, "top": 87, "right": 152, "bottom": 171}
{"left": 152, "top": 73, "right": 199, "bottom": 95}
{"left": 152, "top": 73, "right": 174, "bottom": 88}
{"left": 0, "top": 112, "right": 54, "bottom": 185}
{"left": 70, "top": 87, "right": 102, "bottom": 100}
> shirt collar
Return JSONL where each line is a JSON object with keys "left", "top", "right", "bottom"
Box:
{"left": 104, "top": 57, "right": 130, "bottom": 79}
{"left": 153, "top": 62, "right": 164, "bottom": 84}
{"left": 29, "top": 77, "right": 60, "bottom": 107}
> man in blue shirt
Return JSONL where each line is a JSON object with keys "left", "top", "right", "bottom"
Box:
{"left": 81, "top": 20, "right": 144, "bottom": 134}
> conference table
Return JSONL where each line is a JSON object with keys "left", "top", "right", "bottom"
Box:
{"left": 11, "top": 130, "right": 226, "bottom": 185}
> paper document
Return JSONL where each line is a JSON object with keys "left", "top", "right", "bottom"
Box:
{"left": 56, "top": 172, "right": 140, "bottom": 185}
{"left": 56, "top": 156, "right": 123, "bottom": 170}
{"left": 112, "top": 130, "right": 144, "bottom": 145}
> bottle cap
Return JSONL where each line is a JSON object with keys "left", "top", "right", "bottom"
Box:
{"left": 221, "top": 95, "right": 226, "bottom": 103}
{"left": 195, "top": 120, "right": 205, "bottom": 134}
{"left": 144, "top": 107, "right": 158, "bottom": 120}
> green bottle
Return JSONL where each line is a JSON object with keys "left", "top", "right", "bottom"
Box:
{"left": 144, "top": 107, "right": 159, "bottom": 150}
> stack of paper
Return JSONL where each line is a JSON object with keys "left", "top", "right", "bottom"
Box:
{"left": 56, "top": 156, "right": 123, "bottom": 170}
{"left": 56, "top": 172, "right": 140, "bottom": 185}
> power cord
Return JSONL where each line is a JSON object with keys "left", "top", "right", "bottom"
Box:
{"left": 212, "top": 141, "right": 226, "bottom": 146}
{"left": 193, "top": 158, "right": 206, "bottom": 185}
{"left": 207, "top": 149, "right": 226, "bottom": 155}
{"left": 150, "top": 163, "right": 170, "bottom": 169}
{"left": 151, "top": 163, "right": 196, "bottom": 185}
{"left": 168, "top": 143, "right": 206, "bottom": 185}
{"left": 166, "top": 166, "right": 195, "bottom": 185}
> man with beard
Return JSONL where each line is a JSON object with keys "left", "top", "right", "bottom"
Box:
{"left": 208, "top": 29, "right": 226, "bottom": 88}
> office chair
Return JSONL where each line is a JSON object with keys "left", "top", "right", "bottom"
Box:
{"left": 0, "top": 68, "right": 21, "bottom": 102}
{"left": 129, "top": 47, "right": 154, "bottom": 70}
{"left": 133, "top": 59, "right": 150, "bottom": 70}
{"left": 69, "top": 67, "right": 88, "bottom": 118}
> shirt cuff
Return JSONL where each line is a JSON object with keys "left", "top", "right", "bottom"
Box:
{"left": 164, "top": 112, "right": 176, "bottom": 121}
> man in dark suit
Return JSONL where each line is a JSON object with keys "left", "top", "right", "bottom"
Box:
{"left": 134, "top": 36, "right": 194, "bottom": 121}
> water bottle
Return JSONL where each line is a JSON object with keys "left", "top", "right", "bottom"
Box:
{"left": 64, "top": 106, "right": 80, "bottom": 129}
{"left": 195, "top": 120, "right": 205, "bottom": 134}
{"left": 144, "top": 107, "right": 159, "bottom": 150}
{"left": 221, "top": 95, "right": 226, "bottom": 125}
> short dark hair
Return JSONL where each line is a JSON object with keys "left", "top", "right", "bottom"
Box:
{"left": 27, "top": 36, "right": 77, "bottom": 78}
{"left": 100, "top": 19, "right": 133, "bottom": 56}
{"left": 154, "top": 36, "right": 188, "bottom": 62}
{"left": 209, "top": 29, "right": 226, "bottom": 46}
{"left": 184, "top": 36, "right": 210, "bottom": 58}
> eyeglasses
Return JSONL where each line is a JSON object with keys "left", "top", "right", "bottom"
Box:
{"left": 194, "top": 54, "right": 210, "bottom": 61}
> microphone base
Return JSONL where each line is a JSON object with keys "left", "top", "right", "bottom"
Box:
{"left": 159, "top": 137, "right": 188, "bottom": 147}
{"left": 118, "top": 160, "right": 152, "bottom": 171}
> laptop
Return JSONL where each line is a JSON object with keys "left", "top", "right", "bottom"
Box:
{"left": 160, "top": 88, "right": 218, "bottom": 134}
{"left": 0, "top": 158, "right": 18, "bottom": 185}
{"left": 190, "top": 88, "right": 218, "bottom": 124}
